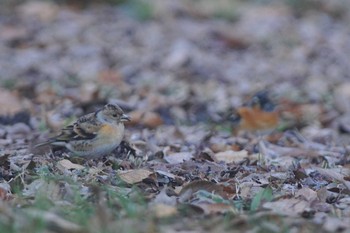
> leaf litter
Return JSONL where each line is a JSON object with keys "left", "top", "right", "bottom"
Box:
{"left": 1, "top": 0, "right": 350, "bottom": 232}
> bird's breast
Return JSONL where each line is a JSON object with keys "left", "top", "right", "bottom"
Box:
{"left": 98, "top": 123, "right": 125, "bottom": 142}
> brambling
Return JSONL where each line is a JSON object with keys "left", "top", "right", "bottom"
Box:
{"left": 230, "top": 91, "right": 279, "bottom": 132}
{"left": 35, "top": 103, "right": 130, "bottom": 159}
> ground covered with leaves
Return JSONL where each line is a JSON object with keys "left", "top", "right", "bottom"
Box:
{"left": 1, "top": 0, "right": 350, "bottom": 232}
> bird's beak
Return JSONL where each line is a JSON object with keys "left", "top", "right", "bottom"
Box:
{"left": 120, "top": 114, "right": 131, "bottom": 122}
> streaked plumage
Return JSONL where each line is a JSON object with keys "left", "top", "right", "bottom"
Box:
{"left": 36, "top": 103, "right": 130, "bottom": 159}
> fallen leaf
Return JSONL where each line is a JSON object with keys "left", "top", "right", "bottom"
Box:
{"left": 118, "top": 169, "right": 153, "bottom": 184}
{"left": 0, "top": 183, "right": 12, "bottom": 201}
{"left": 155, "top": 170, "right": 176, "bottom": 179}
{"left": 164, "top": 152, "right": 193, "bottom": 164}
{"left": 179, "top": 180, "right": 226, "bottom": 202}
{"left": 296, "top": 187, "right": 318, "bottom": 202}
{"left": 317, "top": 187, "right": 329, "bottom": 202}
{"left": 0, "top": 88, "right": 24, "bottom": 115}
{"left": 152, "top": 188, "right": 177, "bottom": 206}
{"left": 142, "top": 111, "right": 163, "bottom": 128}
{"left": 211, "top": 30, "right": 250, "bottom": 50}
{"left": 128, "top": 110, "right": 163, "bottom": 128}
{"left": 213, "top": 150, "right": 248, "bottom": 163}
{"left": 192, "top": 202, "right": 234, "bottom": 215}
{"left": 128, "top": 110, "right": 144, "bottom": 125}
{"left": 315, "top": 168, "right": 350, "bottom": 190}
{"left": 260, "top": 141, "right": 320, "bottom": 158}
{"left": 263, "top": 198, "right": 310, "bottom": 216}
{"left": 152, "top": 204, "right": 178, "bottom": 218}
{"left": 57, "top": 159, "right": 85, "bottom": 171}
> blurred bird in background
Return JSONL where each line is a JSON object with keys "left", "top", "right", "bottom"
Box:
{"left": 229, "top": 91, "right": 280, "bottom": 134}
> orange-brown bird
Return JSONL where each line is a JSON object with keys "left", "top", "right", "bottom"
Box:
{"left": 230, "top": 91, "right": 279, "bottom": 133}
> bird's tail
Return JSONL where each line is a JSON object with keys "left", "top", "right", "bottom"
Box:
{"left": 34, "top": 128, "right": 73, "bottom": 148}
{"left": 34, "top": 140, "right": 54, "bottom": 148}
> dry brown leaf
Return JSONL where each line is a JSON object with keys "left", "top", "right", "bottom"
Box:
{"left": 263, "top": 198, "right": 310, "bottom": 216}
{"left": 0, "top": 183, "right": 12, "bottom": 201}
{"left": 316, "top": 187, "right": 329, "bottom": 202}
{"left": 211, "top": 31, "right": 250, "bottom": 50}
{"left": 213, "top": 150, "right": 248, "bottom": 163}
{"left": 315, "top": 168, "right": 350, "bottom": 190}
{"left": 118, "top": 169, "right": 153, "bottom": 184}
{"left": 261, "top": 141, "right": 320, "bottom": 158}
{"left": 164, "top": 152, "right": 193, "bottom": 164}
{"left": 57, "top": 159, "right": 85, "bottom": 171}
{"left": 210, "top": 143, "right": 241, "bottom": 153}
{"left": 210, "top": 143, "right": 227, "bottom": 153}
{"left": 192, "top": 203, "right": 234, "bottom": 215}
{"left": 179, "top": 180, "right": 226, "bottom": 202}
{"left": 127, "top": 110, "right": 163, "bottom": 128}
{"left": 127, "top": 110, "right": 144, "bottom": 125}
{"left": 152, "top": 188, "right": 177, "bottom": 206}
{"left": 98, "top": 70, "right": 123, "bottom": 85}
{"left": 142, "top": 112, "right": 163, "bottom": 128}
{"left": 295, "top": 187, "right": 318, "bottom": 202}
{"left": 155, "top": 170, "right": 176, "bottom": 180}
{"left": 270, "top": 172, "right": 289, "bottom": 180}
{"left": 0, "top": 88, "right": 23, "bottom": 115}
{"left": 152, "top": 204, "right": 178, "bottom": 218}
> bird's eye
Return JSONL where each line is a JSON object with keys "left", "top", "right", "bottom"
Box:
{"left": 112, "top": 114, "right": 118, "bottom": 117}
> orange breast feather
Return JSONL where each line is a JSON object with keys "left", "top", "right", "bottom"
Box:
{"left": 237, "top": 106, "right": 279, "bottom": 131}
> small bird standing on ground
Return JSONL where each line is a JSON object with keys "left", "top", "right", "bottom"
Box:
{"left": 230, "top": 91, "right": 279, "bottom": 133}
{"left": 35, "top": 103, "right": 130, "bottom": 159}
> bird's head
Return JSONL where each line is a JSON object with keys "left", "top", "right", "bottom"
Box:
{"left": 97, "top": 103, "right": 130, "bottom": 124}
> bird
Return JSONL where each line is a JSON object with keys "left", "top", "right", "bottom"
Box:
{"left": 230, "top": 91, "right": 279, "bottom": 133}
{"left": 35, "top": 103, "right": 130, "bottom": 159}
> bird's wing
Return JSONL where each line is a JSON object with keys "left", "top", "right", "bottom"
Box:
{"left": 37, "top": 113, "right": 100, "bottom": 147}
{"left": 34, "top": 112, "right": 103, "bottom": 148}
{"left": 72, "top": 112, "right": 102, "bottom": 139}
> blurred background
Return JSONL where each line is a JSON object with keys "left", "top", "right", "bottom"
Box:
{"left": 2, "top": 2, "right": 350, "bottom": 232}
{"left": 1, "top": 0, "right": 350, "bottom": 138}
